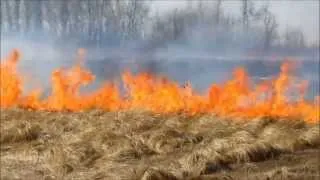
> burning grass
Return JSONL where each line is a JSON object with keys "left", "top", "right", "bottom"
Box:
{"left": 0, "top": 49, "right": 319, "bottom": 123}
{"left": 1, "top": 49, "right": 319, "bottom": 179}
{"left": 1, "top": 109, "right": 319, "bottom": 180}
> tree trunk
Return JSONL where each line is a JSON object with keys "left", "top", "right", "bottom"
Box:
{"left": 242, "top": 0, "right": 249, "bottom": 31}
{"left": 215, "top": 0, "right": 222, "bottom": 25}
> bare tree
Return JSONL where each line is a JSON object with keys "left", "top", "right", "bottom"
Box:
{"left": 12, "top": 0, "right": 21, "bottom": 32}
{"left": 32, "top": 0, "right": 43, "bottom": 33}
{"left": 3, "top": 0, "right": 13, "bottom": 32}
{"left": 126, "top": 0, "right": 140, "bottom": 40}
{"left": 284, "top": 27, "right": 306, "bottom": 49}
{"left": 261, "top": 6, "right": 278, "bottom": 51}
{"left": 242, "top": 0, "right": 249, "bottom": 31}
{"left": 215, "top": 0, "right": 222, "bottom": 25}
{"left": 0, "top": 0, "right": 293, "bottom": 52}
{"left": 198, "top": 0, "right": 204, "bottom": 23}
{"left": 23, "top": 0, "right": 32, "bottom": 33}
{"left": 1, "top": 0, "right": 9, "bottom": 32}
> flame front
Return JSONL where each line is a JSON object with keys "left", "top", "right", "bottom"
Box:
{"left": 1, "top": 49, "right": 319, "bottom": 123}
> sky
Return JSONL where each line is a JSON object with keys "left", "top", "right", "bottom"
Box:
{"left": 150, "top": 0, "right": 319, "bottom": 45}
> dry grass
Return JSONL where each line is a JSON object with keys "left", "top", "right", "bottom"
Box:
{"left": 0, "top": 109, "right": 319, "bottom": 180}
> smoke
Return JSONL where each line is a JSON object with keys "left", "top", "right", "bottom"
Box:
{"left": 1, "top": 23, "right": 319, "bottom": 100}
{"left": 1, "top": 33, "right": 69, "bottom": 94}
{"left": 141, "top": 21, "right": 319, "bottom": 97}
{"left": 0, "top": 32, "right": 158, "bottom": 95}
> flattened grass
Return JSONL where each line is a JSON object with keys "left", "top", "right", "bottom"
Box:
{"left": 0, "top": 109, "right": 319, "bottom": 179}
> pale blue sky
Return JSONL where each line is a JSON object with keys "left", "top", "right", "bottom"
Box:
{"left": 151, "top": 0, "right": 319, "bottom": 45}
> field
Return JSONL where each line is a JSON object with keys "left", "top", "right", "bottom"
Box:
{"left": 1, "top": 49, "right": 319, "bottom": 179}
{"left": 1, "top": 109, "right": 319, "bottom": 180}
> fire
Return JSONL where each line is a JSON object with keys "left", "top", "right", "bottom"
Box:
{"left": 0, "top": 49, "right": 22, "bottom": 108}
{"left": 0, "top": 49, "right": 319, "bottom": 123}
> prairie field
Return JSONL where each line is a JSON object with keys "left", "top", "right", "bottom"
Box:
{"left": 1, "top": 0, "right": 320, "bottom": 179}
{"left": 1, "top": 109, "right": 319, "bottom": 180}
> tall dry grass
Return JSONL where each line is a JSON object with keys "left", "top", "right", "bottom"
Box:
{"left": 0, "top": 109, "right": 319, "bottom": 180}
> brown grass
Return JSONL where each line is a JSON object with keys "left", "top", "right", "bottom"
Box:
{"left": 0, "top": 109, "right": 319, "bottom": 180}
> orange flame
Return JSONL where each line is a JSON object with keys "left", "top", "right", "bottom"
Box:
{"left": 0, "top": 49, "right": 22, "bottom": 108}
{"left": 0, "top": 49, "right": 319, "bottom": 123}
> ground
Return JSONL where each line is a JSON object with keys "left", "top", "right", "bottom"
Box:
{"left": 0, "top": 109, "right": 319, "bottom": 180}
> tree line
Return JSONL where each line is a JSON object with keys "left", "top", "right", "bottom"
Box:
{"left": 1, "top": 0, "right": 313, "bottom": 52}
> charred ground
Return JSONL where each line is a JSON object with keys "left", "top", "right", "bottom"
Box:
{"left": 1, "top": 109, "right": 319, "bottom": 180}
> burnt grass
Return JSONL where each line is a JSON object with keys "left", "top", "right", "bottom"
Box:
{"left": 0, "top": 108, "right": 319, "bottom": 180}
